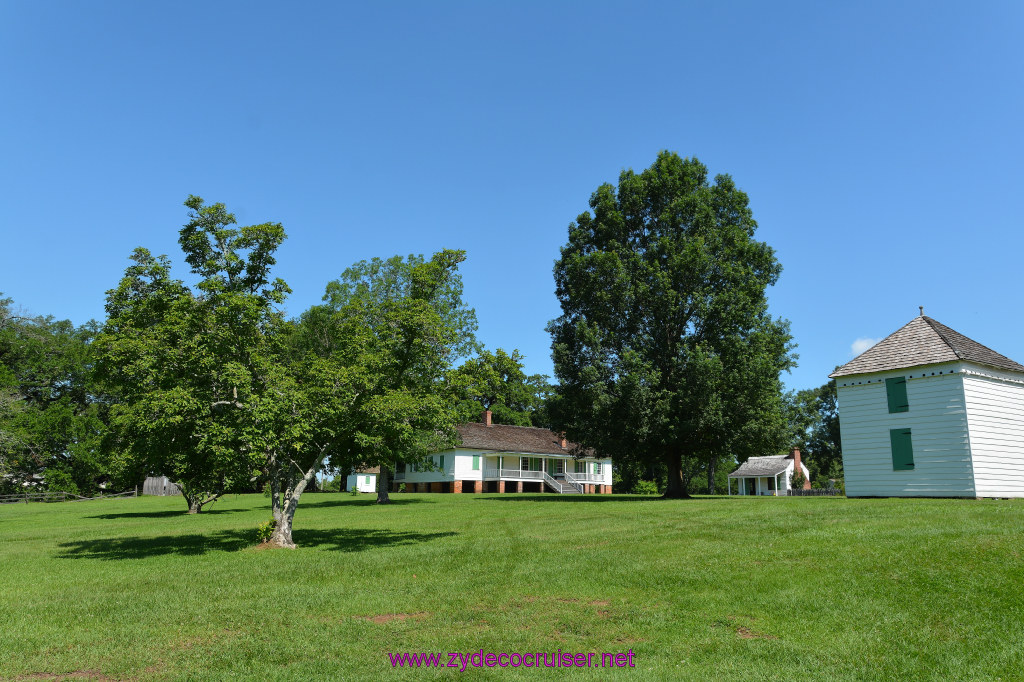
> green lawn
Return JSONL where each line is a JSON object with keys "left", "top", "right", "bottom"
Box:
{"left": 1, "top": 492, "right": 1022, "bottom": 681}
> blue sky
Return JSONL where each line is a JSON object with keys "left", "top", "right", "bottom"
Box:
{"left": 2, "top": 1, "right": 1022, "bottom": 392}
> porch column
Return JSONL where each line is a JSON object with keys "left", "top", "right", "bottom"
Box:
{"left": 498, "top": 480, "right": 506, "bottom": 493}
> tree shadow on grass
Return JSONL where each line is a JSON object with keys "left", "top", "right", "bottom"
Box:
{"left": 299, "top": 497, "right": 432, "bottom": 509}
{"left": 88, "top": 508, "right": 242, "bottom": 520}
{"left": 55, "top": 528, "right": 456, "bottom": 560}
{"left": 292, "top": 528, "right": 456, "bottom": 552}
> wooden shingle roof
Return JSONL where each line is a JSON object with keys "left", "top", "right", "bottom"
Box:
{"left": 830, "top": 315, "right": 1024, "bottom": 378}
{"left": 728, "top": 456, "right": 791, "bottom": 478}
{"left": 456, "top": 423, "right": 582, "bottom": 456}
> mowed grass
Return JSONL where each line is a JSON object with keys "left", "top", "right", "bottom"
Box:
{"left": 1, "top": 493, "right": 1022, "bottom": 681}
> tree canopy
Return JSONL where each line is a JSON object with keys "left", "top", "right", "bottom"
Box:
{"left": 95, "top": 196, "right": 289, "bottom": 513}
{"left": 547, "top": 152, "right": 795, "bottom": 497}
{"left": 0, "top": 295, "right": 108, "bottom": 495}
{"left": 451, "top": 348, "right": 552, "bottom": 427}
{"left": 321, "top": 252, "right": 476, "bottom": 504}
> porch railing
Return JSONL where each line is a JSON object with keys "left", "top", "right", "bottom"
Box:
{"left": 484, "top": 468, "right": 547, "bottom": 481}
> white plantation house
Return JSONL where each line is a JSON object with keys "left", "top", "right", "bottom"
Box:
{"left": 831, "top": 312, "right": 1024, "bottom": 498}
{"left": 394, "top": 411, "right": 613, "bottom": 494}
{"left": 728, "top": 448, "right": 812, "bottom": 496}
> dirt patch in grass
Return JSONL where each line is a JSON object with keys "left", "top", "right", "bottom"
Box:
{"left": 736, "top": 626, "right": 776, "bottom": 640}
{"left": 713, "top": 616, "right": 776, "bottom": 641}
{"left": 361, "top": 612, "right": 429, "bottom": 624}
{"left": 590, "top": 600, "right": 610, "bottom": 607}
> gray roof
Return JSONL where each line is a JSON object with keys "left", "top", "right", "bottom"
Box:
{"left": 729, "top": 456, "right": 791, "bottom": 478}
{"left": 830, "top": 315, "right": 1024, "bottom": 378}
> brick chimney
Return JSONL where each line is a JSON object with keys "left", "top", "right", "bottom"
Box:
{"left": 791, "top": 447, "right": 811, "bottom": 489}
{"left": 559, "top": 434, "right": 567, "bottom": 449}
{"left": 482, "top": 409, "right": 492, "bottom": 427}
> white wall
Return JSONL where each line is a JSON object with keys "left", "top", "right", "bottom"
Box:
{"left": 346, "top": 473, "right": 376, "bottom": 493}
{"left": 837, "top": 362, "right": 976, "bottom": 497}
{"left": 961, "top": 362, "right": 1024, "bottom": 497}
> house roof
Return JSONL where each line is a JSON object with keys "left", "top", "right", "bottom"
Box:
{"left": 456, "top": 422, "right": 585, "bottom": 456}
{"left": 829, "top": 315, "right": 1024, "bottom": 378}
{"left": 728, "top": 456, "right": 792, "bottom": 478}
{"left": 353, "top": 466, "right": 380, "bottom": 475}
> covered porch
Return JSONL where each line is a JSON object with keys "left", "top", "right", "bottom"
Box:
{"left": 727, "top": 455, "right": 792, "bottom": 496}
{"left": 484, "top": 454, "right": 609, "bottom": 494}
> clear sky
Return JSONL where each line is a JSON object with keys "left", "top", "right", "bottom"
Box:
{"left": 2, "top": 1, "right": 1022, "bottom": 392}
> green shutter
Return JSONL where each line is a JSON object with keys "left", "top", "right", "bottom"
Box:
{"left": 890, "top": 428, "right": 915, "bottom": 470}
{"left": 885, "top": 377, "right": 909, "bottom": 413}
{"left": 365, "top": 476, "right": 370, "bottom": 484}
{"left": 439, "top": 455, "right": 444, "bottom": 470}
{"left": 472, "top": 455, "right": 480, "bottom": 471}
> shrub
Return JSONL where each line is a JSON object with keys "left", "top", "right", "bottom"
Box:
{"left": 634, "top": 479, "right": 660, "bottom": 495}
{"left": 255, "top": 518, "right": 276, "bottom": 543}
{"left": 790, "top": 467, "right": 807, "bottom": 491}
{"left": 43, "top": 468, "right": 79, "bottom": 496}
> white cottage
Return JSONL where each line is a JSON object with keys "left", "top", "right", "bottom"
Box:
{"left": 393, "top": 411, "right": 614, "bottom": 494}
{"left": 345, "top": 467, "right": 378, "bottom": 493}
{"left": 728, "top": 448, "right": 811, "bottom": 496}
{"left": 831, "top": 313, "right": 1024, "bottom": 498}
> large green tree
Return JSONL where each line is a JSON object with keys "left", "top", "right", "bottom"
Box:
{"left": 451, "top": 347, "right": 552, "bottom": 427}
{"left": 95, "top": 197, "right": 289, "bottom": 512}
{"left": 783, "top": 379, "right": 841, "bottom": 486}
{"left": 0, "top": 295, "right": 108, "bottom": 495}
{"left": 548, "top": 152, "right": 795, "bottom": 498}
{"left": 322, "top": 252, "right": 475, "bottom": 504}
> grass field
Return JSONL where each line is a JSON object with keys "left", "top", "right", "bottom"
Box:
{"left": 1, "top": 492, "right": 1022, "bottom": 681}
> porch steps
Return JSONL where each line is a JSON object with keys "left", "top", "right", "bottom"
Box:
{"left": 544, "top": 480, "right": 581, "bottom": 494}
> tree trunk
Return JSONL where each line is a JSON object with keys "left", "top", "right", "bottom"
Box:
{"left": 269, "top": 508, "right": 296, "bottom": 548}
{"left": 266, "top": 449, "right": 323, "bottom": 549}
{"left": 663, "top": 451, "right": 690, "bottom": 499}
{"left": 186, "top": 496, "right": 201, "bottom": 514}
{"left": 376, "top": 466, "right": 392, "bottom": 505}
{"left": 707, "top": 459, "right": 716, "bottom": 495}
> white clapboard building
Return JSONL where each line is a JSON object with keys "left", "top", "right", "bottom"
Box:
{"left": 831, "top": 312, "right": 1024, "bottom": 498}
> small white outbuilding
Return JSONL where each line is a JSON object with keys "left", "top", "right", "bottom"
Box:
{"left": 831, "top": 313, "right": 1024, "bottom": 498}
{"left": 345, "top": 468, "right": 378, "bottom": 493}
{"left": 728, "top": 448, "right": 811, "bottom": 496}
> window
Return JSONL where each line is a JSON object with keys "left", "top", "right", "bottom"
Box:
{"left": 364, "top": 476, "right": 371, "bottom": 485}
{"left": 521, "top": 457, "right": 530, "bottom": 471}
{"left": 574, "top": 460, "right": 586, "bottom": 474}
{"left": 472, "top": 455, "right": 480, "bottom": 471}
{"left": 439, "top": 455, "right": 445, "bottom": 471}
{"left": 594, "top": 462, "right": 603, "bottom": 475}
{"left": 890, "top": 428, "right": 914, "bottom": 470}
{"left": 885, "top": 376, "right": 909, "bottom": 413}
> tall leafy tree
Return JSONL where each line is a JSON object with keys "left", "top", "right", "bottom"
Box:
{"left": 548, "top": 152, "right": 795, "bottom": 498}
{"left": 784, "top": 379, "right": 841, "bottom": 485}
{"left": 451, "top": 348, "right": 552, "bottom": 427}
{"left": 322, "top": 252, "right": 475, "bottom": 504}
{"left": 0, "top": 295, "right": 108, "bottom": 494}
{"left": 95, "top": 197, "right": 289, "bottom": 512}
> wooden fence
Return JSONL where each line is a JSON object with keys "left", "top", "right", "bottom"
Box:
{"left": 0, "top": 489, "right": 138, "bottom": 504}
